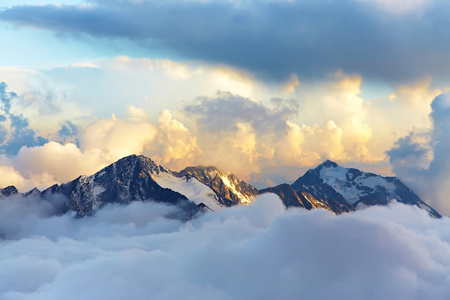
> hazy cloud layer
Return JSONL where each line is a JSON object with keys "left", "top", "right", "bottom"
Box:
{"left": 1, "top": 194, "right": 450, "bottom": 299}
{"left": 1, "top": 1, "right": 450, "bottom": 83}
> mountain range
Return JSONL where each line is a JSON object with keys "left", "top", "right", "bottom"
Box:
{"left": 0, "top": 155, "right": 441, "bottom": 218}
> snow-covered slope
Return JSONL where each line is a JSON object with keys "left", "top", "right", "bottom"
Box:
{"left": 175, "top": 166, "right": 258, "bottom": 206}
{"left": 317, "top": 162, "right": 396, "bottom": 204}
{"left": 151, "top": 171, "right": 223, "bottom": 211}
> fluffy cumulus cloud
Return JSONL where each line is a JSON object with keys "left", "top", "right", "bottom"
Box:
{"left": 303, "top": 76, "right": 440, "bottom": 164}
{"left": 184, "top": 91, "right": 299, "bottom": 179}
{"left": 298, "top": 74, "right": 374, "bottom": 162}
{"left": 182, "top": 89, "right": 367, "bottom": 179}
{"left": 1, "top": 194, "right": 450, "bottom": 299}
{"left": 81, "top": 116, "right": 157, "bottom": 162}
{"left": 12, "top": 142, "right": 105, "bottom": 185}
{"left": 388, "top": 92, "right": 450, "bottom": 215}
{"left": 0, "top": 163, "right": 27, "bottom": 189}
{"left": 159, "top": 74, "right": 430, "bottom": 185}
{"left": 0, "top": 73, "right": 207, "bottom": 190}
{"left": 154, "top": 109, "right": 202, "bottom": 170}
{"left": 1, "top": 0, "right": 449, "bottom": 83}
{"left": 178, "top": 74, "right": 439, "bottom": 183}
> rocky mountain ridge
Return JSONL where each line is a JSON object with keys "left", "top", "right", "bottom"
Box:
{"left": 0, "top": 155, "right": 259, "bottom": 217}
{"left": 262, "top": 160, "right": 440, "bottom": 218}
{"left": 0, "top": 155, "right": 441, "bottom": 218}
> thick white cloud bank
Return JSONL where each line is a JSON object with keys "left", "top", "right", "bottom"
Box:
{"left": 1, "top": 194, "right": 450, "bottom": 299}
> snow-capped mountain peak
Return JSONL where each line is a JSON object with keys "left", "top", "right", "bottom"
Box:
{"left": 8, "top": 155, "right": 259, "bottom": 217}
{"left": 38, "top": 155, "right": 197, "bottom": 217}
{"left": 292, "top": 160, "right": 440, "bottom": 218}
{"left": 317, "top": 161, "right": 396, "bottom": 204}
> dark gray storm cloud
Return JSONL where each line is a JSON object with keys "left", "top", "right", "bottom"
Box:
{"left": 185, "top": 91, "right": 298, "bottom": 133}
{"left": 1, "top": 0, "right": 449, "bottom": 83}
{"left": 2, "top": 194, "right": 450, "bottom": 299}
{"left": 0, "top": 82, "right": 48, "bottom": 155}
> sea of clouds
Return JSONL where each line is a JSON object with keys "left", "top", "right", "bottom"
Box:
{"left": 1, "top": 193, "right": 450, "bottom": 300}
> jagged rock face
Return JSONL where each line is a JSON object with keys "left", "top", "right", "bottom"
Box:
{"left": 292, "top": 160, "right": 441, "bottom": 218}
{"left": 175, "top": 166, "right": 258, "bottom": 207}
{"left": 258, "top": 184, "right": 338, "bottom": 212}
{"left": 291, "top": 161, "right": 356, "bottom": 214}
{"left": 42, "top": 155, "right": 196, "bottom": 217}
{"left": 23, "top": 187, "right": 41, "bottom": 197}
{"left": 259, "top": 184, "right": 313, "bottom": 210}
{"left": 0, "top": 186, "right": 18, "bottom": 197}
